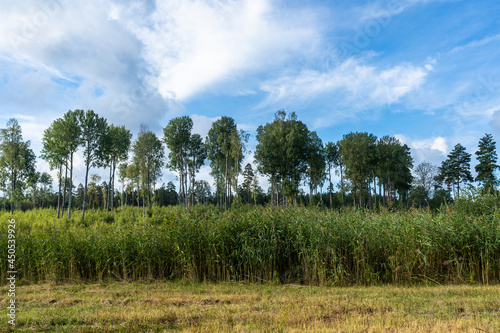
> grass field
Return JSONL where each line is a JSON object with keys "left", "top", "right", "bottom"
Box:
{"left": 1, "top": 282, "right": 500, "bottom": 332}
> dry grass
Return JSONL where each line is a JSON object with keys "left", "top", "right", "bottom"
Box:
{"left": 1, "top": 282, "right": 500, "bottom": 332}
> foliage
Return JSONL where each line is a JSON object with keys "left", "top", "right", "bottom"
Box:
{"left": 255, "top": 111, "right": 310, "bottom": 204}
{"left": 437, "top": 143, "right": 473, "bottom": 197}
{"left": 0, "top": 118, "right": 36, "bottom": 212}
{"left": 475, "top": 133, "right": 498, "bottom": 191}
{"left": 79, "top": 109, "right": 108, "bottom": 219}
{"left": 132, "top": 125, "right": 164, "bottom": 211}
{"left": 340, "top": 132, "right": 377, "bottom": 206}
{"left": 163, "top": 116, "right": 193, "bottom": 207}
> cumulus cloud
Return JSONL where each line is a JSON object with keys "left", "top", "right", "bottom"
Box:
{"left": 395, "top": 134, "right": 448, "bottom": 166}
{"left": 126, "top": 0, "right": 320, "bottom": 101}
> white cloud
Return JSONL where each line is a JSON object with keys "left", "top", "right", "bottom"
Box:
{"left": 127, "top": 0, "right": 320, "bottom": 101}
{"left": 260, "top": 58, "right": 431, "bottom": 127}
{"left": 395, "top": 134, "right": 448, "bottom": 166}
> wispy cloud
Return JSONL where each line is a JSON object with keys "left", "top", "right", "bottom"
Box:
{"left": 259, "top": 57, "right": 431, "bottom": 127}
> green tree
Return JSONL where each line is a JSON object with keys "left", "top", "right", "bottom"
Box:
{"left": 230, "top": 129, "right": 248, "bottom": 207}
{"left": 41, "top": 118, "right": 67, "bottom": 217}
{"left": 206, "top": 116, "right": 239, "bottom": 210}
{"left": 126, "top": 162, "right": 140, "bottom": 207}
{"left": 27, "top": 171, "right": 41, "bottom": 209}
{"left": 79, "top": 109, "right": 107, "bottom": 219}
{"left": 324, "top": 141, "right": 339, "bottom": 208}
{"left": 133, "top": 125, "right": 165, "bottom": 215}
{"left": 307, "top": 131, "right": 326, "bottom": 205}
{"left": 340, "top": 132, "right": 377, "bottom": 207}
{"left": 475, "top": 133, "right": 498, "bottom": 191}
{"left": 194, "top": 180, "right": 211, "bottom": 204}
{"left": 163, "top": 116, "right": 193, "bottom": 207}
{"left": 242, "top": 163, "right": 254, "bottom": 204}
{"left": 60, "top": 111, "right": 82, "bottom": 218}
{"left": 255, "top": 111, "right": 310, "bottom": 206}
{"left": 87, "top": 174, "right": 101, "bottom": 209}
{"left": 101, "top": 124, "right": 132, "bottom": 211}
{"left": 39, "top": 172, "right": 52, "bottom": 208}
{"left": 118, "top": 163, "right": 128, "bottom": 207}
{"left": 376, "top": 136, "right": 413, "bottom": 206}
{"left": 0, "top": 118, "right": 36, "bottom": 213}
{"left": 187, "top": 133, "right": 207, "bottom": 206}
{"left": 437, "top": 143, "right": 473, "bottom": 197}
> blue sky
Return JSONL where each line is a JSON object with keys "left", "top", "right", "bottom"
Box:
{"left": 1, "top": 0, "right": 499, "bottom": 190}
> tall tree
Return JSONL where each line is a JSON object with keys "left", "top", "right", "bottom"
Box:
{"left": 61, "top": 111, "right": 82, "bottom": 218}
{"left": 79, "top": 110, "right": 107, "bottom": 219}
{"left": 186, "top": 133, "right": 207, "bottom": 206}
{"left": 133, "top": 125, "right": 165, "bottom": 215}
{"left": 39, "top": 172, "right": 52, "bottom": 209}
{"left": 412, "top": 162, "right": 438, "bottom": 206}
{"left": 255, "top": 111, "right": 310, "bottom": 206}
{"left": 118, "top": 163, "right": 128, "bottom": 207}
{"left": 307, "top": 131, "right": 326, "bottom": 204}
{"left": 242, "top": 163, "right": 254, "bottom": 204}
{"left": 475, "top": 133, "right": 498, "bottom": 191}
{"left": 27, "top": 171, "right": 41, "bottom": 209}
{"left": 230, "top": 129, "right": 248, "bottom": 206}
{"left": 206, "top": 116, "right": 239, "bottom": 209}
{"left": 339, "top": 132, "right": 377, "bottom": 207}
{"left": 41, "top": 119, "right": 66, "bottom": 218}
{"left": 437, "top": 143, "right": 473, "bottom": 197}
{"left": 101, "top": 124, "right": 132, "bottom": 211}
{"left": 0, "top": 118, "right": 36, "bottom": 213}
{"left": 206, "top": 124, "right": 224, "bottom": 210}
{"left": 376, "top": 136, "right": 413, "bottom": 206}
{"left": 324, "top": 141, "right": 339, "bottom": 208}
{"left": 163, "top": 116, "right": 193, "bottom": 207}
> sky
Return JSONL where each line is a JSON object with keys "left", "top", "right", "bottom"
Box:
{"left": 1, "top": 0, "right": 500, "bottom": 191}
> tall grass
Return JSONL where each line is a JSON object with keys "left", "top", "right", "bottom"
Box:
{"left": 1, "top": 194, "right": 499, "bottom": 286}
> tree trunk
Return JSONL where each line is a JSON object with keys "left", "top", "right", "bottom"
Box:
{"left": 68, "top": 152, "right": 74, "bottom": 219}
{"left": 216, "top": 159, "right": 220, "bottom": 211}
{"left": 225, "top": 152, "right": 229, "bottom": 210}
{"left": 82, "top": 155, "right": 89, "bottom": 220}
{"left": 107, "top": 162, "right": 112, "bottom": 212}
{"left": 329, "top": 164, "right": 332, "bottom": 208}
{"left": 111, "top": 161, "right": 116, "bottom": 211}
{"left": 57, "top": 164, "right": 62, "bottom": 218}
{"left": 62, "top": 162, "right": 68, "bottom": 214}
{"left": 340, "top": 165, "right": 345, "bottom": 207}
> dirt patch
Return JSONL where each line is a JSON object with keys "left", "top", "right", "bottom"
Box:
{"left": 200, "top": 298, "right": 231, "bottom": 305}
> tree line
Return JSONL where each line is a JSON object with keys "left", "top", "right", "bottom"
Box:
{"left": 0, "top": 110, "right": 498, "bottom": 215}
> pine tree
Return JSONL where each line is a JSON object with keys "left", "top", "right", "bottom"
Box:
{"left": 242, "top": 163, "right": 254, "bottom": 204}
{"left": 437, "top": 143, "right": 473, "bottom": 197}
{"left": 475, "top": 133, "right": 498, "bottom": 191}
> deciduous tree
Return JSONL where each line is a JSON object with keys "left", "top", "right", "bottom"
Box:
{"left": 0, "top": 118, "right": 36, "bottom": 213}
{"left": 78, "top": 109, "right": 107, "bottom": 219}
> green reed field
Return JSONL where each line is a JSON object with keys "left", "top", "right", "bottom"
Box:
{"left": 1, "top": 191, "right": 500, "bottom": 286}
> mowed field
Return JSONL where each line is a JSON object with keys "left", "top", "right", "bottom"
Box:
{"left": 1, "top": 282, "right": 500, "bottom": 332}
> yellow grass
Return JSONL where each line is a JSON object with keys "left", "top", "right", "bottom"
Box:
{"left": 1, "top": 282, "right": 499, "bottom": 332}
